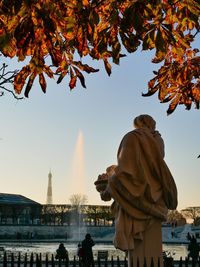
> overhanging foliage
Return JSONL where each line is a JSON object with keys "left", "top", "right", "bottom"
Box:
{"left": 0, "top": 0, "right": 199, "bottom": 114}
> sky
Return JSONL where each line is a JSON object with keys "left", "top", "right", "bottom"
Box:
{"left": 0, "top": 38, "right": 199, "bottom": 211}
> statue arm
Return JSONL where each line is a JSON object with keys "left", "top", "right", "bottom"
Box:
{"left": 100, "top": 189, "right": 112, "bottom": 201}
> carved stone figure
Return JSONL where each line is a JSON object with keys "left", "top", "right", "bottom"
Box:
{"left": 95, "top": 114, "right": 177, "bottom": 267}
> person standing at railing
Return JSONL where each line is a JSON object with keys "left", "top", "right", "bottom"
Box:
{"left": 188, "top": 236, "right": 200, "bottom": 264}
{"left": 77, "top": 243, "right": 84, "bottom": 266}
{"left": 55, "top": 243, "right": 69, "bottom": 265}
{"left": 81, "top": 233, "right": 95, "bottom": 267}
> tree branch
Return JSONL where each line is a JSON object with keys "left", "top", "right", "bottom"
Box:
{"left": 0, "top": 63, "right": 23, "bottom": 100}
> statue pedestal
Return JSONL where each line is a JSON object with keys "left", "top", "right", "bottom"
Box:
{"left": 127, "top": 220, "right": 164, "bottom": 267}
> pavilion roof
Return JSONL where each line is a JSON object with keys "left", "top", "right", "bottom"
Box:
{"left": 0, "top": 193, "right": 41, "bottom": 206}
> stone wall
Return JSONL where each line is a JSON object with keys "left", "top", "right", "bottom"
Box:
{"left": 0, "top": 225, "right": 114, "bottom": 242}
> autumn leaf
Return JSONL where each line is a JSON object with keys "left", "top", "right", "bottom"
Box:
{"left": 152, "top": 50, "right": 166, "bottom": 63}
{"left": 39, "top": 73, "right": 46, "bottom": 93}
{"left": 74, "top": 61, "right": 99, "bottom": 74}
{"left": 142, "top": 28, "right": 156, "bottom": 51}
{"left": 69, "top": 67, "right": 77, "bottom": 90}
{"left": 69, "top": 76, "right": 77, "bottom": 90}
{"left": 158, "top": 86, "right": 168, "bottom": 102}
{"left": 161, "top": 93, "right": 176, "bottom": 103}
{"left": 155, "top": 28, "right": 166, "bottom": 53}
{"left": 112, "top": 39, "right": 121, "bottom": 65}
{"left": 142, "top": 85, "right": 159, "bottom": 97}
{"left": 167, "top": 95, "right": 181, "bottom": 115}
{"left": 120, "top": 32, "right": 140, "bottom": 53}
{"left": 57, "top": 71, "right": 68, "bottom": 84}
{"left": 44, "top": 66, "right": 54, "bottom": 78}
{"left": 14, "top": 66, "right": 31, "bottom": 94}
{"left": 73, "top": 67, "right": 86, "bottom": 88}
{"left": 104, "top": 59, "right": 112, "bottom": 76}
{"left": 24, "top": 73, "right": 36, "bottom": 98}
{"left": 0, "top": 34, "right": 16, "bottom": 58}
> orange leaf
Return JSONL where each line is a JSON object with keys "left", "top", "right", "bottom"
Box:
{"left": 14, "top": 66, "right": 31, "bottom": 94}
{"left": 69, "top": 76, "right": 77, "bottom": 90}
{"left": 44, "top": 66, "right": 54, "bottom": 78}
{"left": 167, "top": 95, "right": 181, "bottom": 115}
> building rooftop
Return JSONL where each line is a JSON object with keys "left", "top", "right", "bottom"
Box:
{"left": 0, "top": 193, "right": 41, "bottom": 206}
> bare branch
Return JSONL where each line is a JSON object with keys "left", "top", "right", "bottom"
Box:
{"left": 0, "top": 85, "right": 23, "bottom": 100}
{"left": 0, "top": 63, "right": 23, "bottom": 99}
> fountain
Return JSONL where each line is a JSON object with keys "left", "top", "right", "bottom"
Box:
{"left": 70, "top": 130, "right": 86, "bottom": 196}
{"left": 68, "top": 130, "right": 87, "bottom": 242}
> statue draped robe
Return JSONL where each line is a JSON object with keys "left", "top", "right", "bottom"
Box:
{"left": 102, "top": 128, "right": 177, "bottom": 267}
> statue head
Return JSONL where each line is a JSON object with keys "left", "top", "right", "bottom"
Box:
{"left": 133, "top": 114, "right": 156, "bottom": 131}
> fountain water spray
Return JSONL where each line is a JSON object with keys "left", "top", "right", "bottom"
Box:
{"left": 69, "top": 130, "right": 87, "bottom": 242}
{"left": 71, "top": 130, "right": 86, "bottom": 195}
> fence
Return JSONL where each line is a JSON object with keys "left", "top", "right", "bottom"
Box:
{"left": 0, "top": 252, "right": 199, "bottom": 267}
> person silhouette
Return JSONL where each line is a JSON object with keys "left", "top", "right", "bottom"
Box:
{"left": 81, "top": 234, "right": 95, "bottom": 267}
{"left": 55, "top": 243, "right": 69, "bottom": 263}
{"left": 188, "top": 236, "right": 200, "bottom": 263}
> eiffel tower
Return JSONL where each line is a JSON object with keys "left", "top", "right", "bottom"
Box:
{"left": 46, "top": 170, "right": 53, "bottom": 204}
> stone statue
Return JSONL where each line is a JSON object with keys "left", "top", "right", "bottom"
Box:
{"left": 95, "top": 114, "right": 177, "bottom": 267}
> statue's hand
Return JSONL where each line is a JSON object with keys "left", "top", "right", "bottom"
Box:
{"left": 94, "top": 172, "right": 112, "bottom": 201}
{"left": 100, "top": 190, "right": 111, "bottom": 201}
{"left": 94, "top": 173, "right": 108, "bottom": 192}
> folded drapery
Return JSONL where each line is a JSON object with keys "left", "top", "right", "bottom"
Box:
{"left": 101, "top": 127, "right": 177, "bottom": 251}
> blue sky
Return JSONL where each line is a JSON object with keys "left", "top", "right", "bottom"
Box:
{"left": 0, "top": 40, "right": 199, "bottom": 211}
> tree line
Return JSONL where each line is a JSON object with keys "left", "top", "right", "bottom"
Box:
{"left": 41, "top": 204, "right": 114, "bottom": 226}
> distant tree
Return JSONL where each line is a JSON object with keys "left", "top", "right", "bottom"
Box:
{"left": 41, "top": 204, "right": 57, "bottom": 225}
{"left": 181, "top": 207, "right": 200, "bottom": 223}
{"left": 84, "top": 205, "right": 113, "bottom": 226}
{"left": 84, "top": 205, "right": 99, "bottom": 226}
{"left": 98, "top": 205, "right": 114, "bottom": 226}
{"left": 193, "top": 217, "right": 200, "bottom": 226}
{"left": 52, "top": 204, "right": 71, "bottom": 225}
{"left": 167, "top": 209, "right": 186, "bottom": 225}
{"left": 0, "top": 0, "right": 199, "bottom": 114}
{"left": 69, "top": 194, "right": 88, "bottom": 207}
{"left": 69, "top": 194, "right": 88, "bottom": 225}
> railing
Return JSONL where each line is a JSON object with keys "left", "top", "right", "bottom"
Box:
{"left": 0, "top": 252, "right": 199, "bottom": 267}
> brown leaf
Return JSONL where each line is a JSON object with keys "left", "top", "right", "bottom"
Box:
{"left": 104, "top": 59, "right": 112, "bottom": 76}
{"left": 57, "top": 71, "right": 68, "bottom": 84}
{"left": 162, "top": 93, "right": 176, "bottom": 103}
{"left": 73, "top": 67, "right": 86, "bottom": 88}
{"left": 14, "top": 66, "right": 31, "bottom": 94}
{"left": 24, "top": 73, "right": 36, "bottom": 98}
{"left": 74, "top": 61, "right": 99, "bottom": 73}
{"left": 69, "top": 76, "right": 77, "bottom": 90}
{"left": 44, "top": 66, "right": 54, "bottom": 78}
{"left": 148, "top": 78, "right": 156, "bottom": 89}
{"left": 39, "top": 73, "right": 46, "bottom": 93}
{"left": 142, "top": 84, "right": 159, "bottom": 97}
{"left": 167, "top": 95, "right": 181, "bottom": 115}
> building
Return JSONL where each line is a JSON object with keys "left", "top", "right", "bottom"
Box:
{"left": 0, "top": 193, "right": 42, "bottom": 225}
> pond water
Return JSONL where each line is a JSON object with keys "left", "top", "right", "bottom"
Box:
{"left": 0, "top": 242, "right": 189, "bottom": 261}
